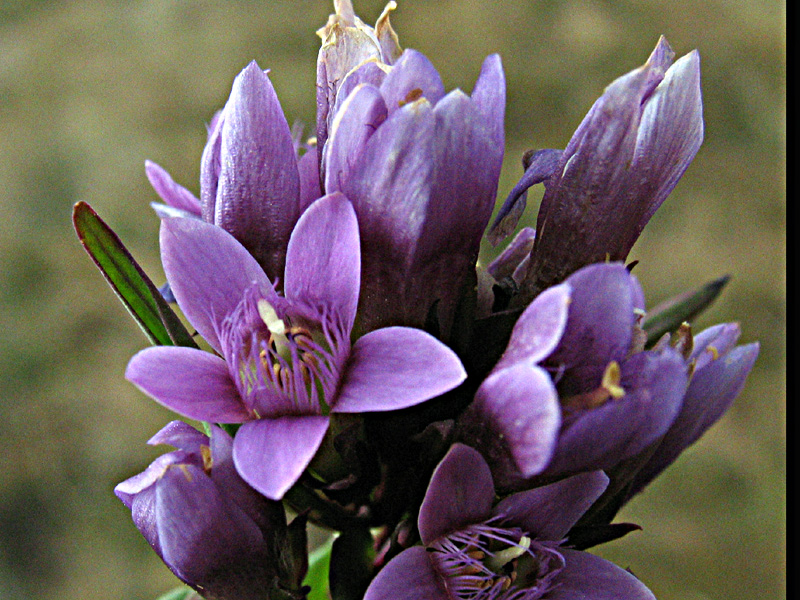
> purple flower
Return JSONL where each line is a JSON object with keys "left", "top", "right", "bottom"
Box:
{"left": 115, "top": 421, "right": 298, "bottom": 600}
{"left": 317, "top": 4, "right": 505, "bottom": 337}
{"left": 364, "top": 444, "right": 656, "bottom": 600}
{"left": 623, "top": 322, "right": 759, "bottom": 498}
{"left": 491, "top": 37, "right": 703, "bottom": 301}
{"left": 126, "top": 193, "right": 467, "bottom": 500}
{"left": 460, "top": 263, "right": 688, "bottom": 491}
{"left": 146, "top": 60, "right": 321, "bottom": 282}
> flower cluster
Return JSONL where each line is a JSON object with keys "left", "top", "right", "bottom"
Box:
{"left": 76, "top": 1, "right": 759, "bottom": 599}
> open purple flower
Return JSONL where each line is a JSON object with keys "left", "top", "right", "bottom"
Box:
{"left": 126, "top": 193, "right": 466, "bottom": 500}
{"left": 316, "top": 1, "right": 505, "bottom": 337}
{"left": 460, "top": 263, "right": 688, "bottom": 491}
{"left": 364, "top": 444, "right": 656, "bottom": 600}
{"left": 115, "top": 421, "right": 297, "bottom": 600}
{"left": 491, "top": 37, "right": 703, "bottom": 301}
{"left": 146, "top": 60, "right": 321, "bottom": 282}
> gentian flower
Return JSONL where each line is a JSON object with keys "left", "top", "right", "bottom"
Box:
{"left": 317, "top": 1, "right": 506, "bottom": 337}
{"left": 460, "top": 263, "right": 688, "bottom": 491}
{"left": 115, "top": 421, "right": 304, "bottom": 600}
{"left": 126, "top": 193, "right": 467, "bottom": 500}
{"left": 491, "top": 36, "right": 703, "bottom": 302}
{"left": 623, "top": 322, "right": 759, "bottom": 498}
{"left": 146, "top": 60, "right": 321, "bottom": 282}
{"left": 364, "top": 444, "right": 656, "bottom": 600}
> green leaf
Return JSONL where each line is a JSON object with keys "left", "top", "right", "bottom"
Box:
{"left": 72, "top": 202, "right": 197, "bottom": 348}
{"left": 330, "top": 527, "right": 375, "bottom": 600}
{"left": 643, "top": 275, "right": 730, "bottom": 346}
{"left": 304, "top": 536, "right": 335, "bottom": 600}
{"left": 154, "top": 587, "right": 199, "bottom": 600}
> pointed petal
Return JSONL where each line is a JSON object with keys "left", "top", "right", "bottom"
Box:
{"left": 691, "top": 322, "right": 741, "bottom": 371}
{"left": 160, "top": 217, "right": 272, "bottom": 353}
{"left": 547, "top": 549, "right": 656, "bottom": 600}
{"left": 488, "top": 227, "right": 536, "bottom": 282}
{"left": 215, "top": 62, "right": 301, "bottom": 280}
{"left": 333, "top": 327, "right": 466, "bottom": 413}
{"left": 148, "top": 420, "right": 207, "bottom": 452}
{"left": 628, "top": 342, "right": 759, "bottom": 496}
{"left": 497, "top": 282, "right": 571, "bottom": 370}
{"left": 464, "top": 364, "right": 561, "bottom": 484}
{"left": 547, "top": 347, "right": 687, "bottom": 476}
{"left": 493, "top": 471, "right": 609, "bottom": 541}
{"left": 380, "top": 49, "right": 445, "bottom": 113}
{"left": 632, "top": 50, "right": 704, "bottom": 235}
{"left": 297, "top": 145, "right": 322, "bottom": 214}
{"left": 284, "top": 193, "right": 360, "bottom": 333}
{"left": 418, "top": 444, "right": 495, "bottom": 545}
{"left": 488, "top": 148, "right": 561, "bottom": 245}
{"left": 145, "top": 160, "right": 202, "bottom": 216}
{"left": 233, "top": 416, "right": 330, "bottom": 500}
{"left": 130, "top": 485, "right": 163, "bottom": 560}
{"left": 325, "top": 84, "right": 388, "bottom": 193}
{"left": 199, "top": 111, "right": 223, "bottom": 221}
{"left": 471, "top": 54, "right": 505, "bottom": 158}
{"left": 126, "top": 347, "right": 250, "bottom": 423}
{"left": 547, "top": 263, "right": 641, "bottom": 395}
{"left": 364, "top": 547, "right": 447, "bottom": 600}
{"left": 115, "top": 451, "right": 186, "bottom": 508}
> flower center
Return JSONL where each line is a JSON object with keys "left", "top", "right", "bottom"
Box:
{"left": 429, "top": 522, "right": 564, "bottom": 600}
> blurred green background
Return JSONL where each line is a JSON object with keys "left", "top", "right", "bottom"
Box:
{"left": 0, "top": 0, "right": 784, "bottom": 598}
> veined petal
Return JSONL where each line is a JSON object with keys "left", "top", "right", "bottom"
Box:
{"left": 465, "top": 363, "right": 561, "bottom": 483}
{"left": 215, "top": 61, "right": 301, "bottom": 281}
{"left": 333, "top": 327, "right": 466, "bottom": 413}
{"left": 160, "top": 217, "right": 273, "bottom": 353}
{"left": 364, "top": 546, "right": 448, "bottom": 600}
{"left": 418, "top": 444, "right": 495, "bottom": 545}
{"left": 470, "top": 53, "right": 506, "bottom": 157}
{"left": 380, "top": 49, "right": 445, "bottom": 113}
{"left": 147, "top": 420, "right": 207, "bottom": 452}
{"left": 546, "top": 347, "right": 687, "bottom": 476}
{"left": 691, "top": 322, "right": 741, "bottom": 371}
{"left": 325, "top": 84, "right": 388, "bottom": 194}
{"left": 496, "top": 282, "right": 571, "bottom": 370}
{"left": 628, "top": 342, "right": 759, "bottom": 497}
{"left": 284, "top": 193, "right": 360, "bottom": 333}
{"left": 145, "top": 160, "right": 202, "bottom": 216}
{"left": 232, "top": 416, "right": 330, "bottom": 500}
{"left": 547, "top": 549, "right": 656, "bottom": 600}
{"left": 126, "top": 347, "right": 250, "bottom": 423}
{"left": 199, "top": 111, "right": 223, "bottom": 221}
{"left": 493, "top": 471, "right": 609, "bottom": 542}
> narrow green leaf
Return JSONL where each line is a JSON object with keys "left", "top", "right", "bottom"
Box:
{"left": 73, "top": 202, "right": 197, "bottom": 348}
{"left": 304, "top": 536, "right": 335, "bottom": 600}
{"left": 154, "top": 587, "right": 199, "bottom": 600}
{"left": 330, "top": 527, "right": 375, "bottom": 600}
{"left": 643, "top": 275, "right": 730, "bottom": 346}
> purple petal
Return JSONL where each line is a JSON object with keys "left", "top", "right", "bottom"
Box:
{"left": 284, "top": 193, "right": 360, "bottom": 333}
{"left": 160, "top": 216, "right": 273, "bottom": 353}
{"left": 126, "top": 347, "right": 251, "bottom": 423}
{"left": 325, "top": 84, "right": 388, "bottom": 194}
{"left": 130, "top": 485, "right": 163, "bottom": 560}
{"left": 145, "top": 160, "right": 202, "bottom": 216}
{"left": 628, "top": 342, "right": 759, "bottom": 496}
{"left": 547, "top": 263, "right": 641, "bottom": 396}
{"left": 632, "top": 50, "right": 704, "bottom": 236}
{"left": 333, "top": 327, "right": 466, "bottom": 413}
{"left": 496, "top": 282, "right": 571, "bottom": 370}
{"left": 297, "top": 144, "right": 322, "bottom": 214}
{"left": 418, "top": 444, "right": 495, "bottom": 545}
{"left": 215, "top": 61, "right": 301, "bottom": 280}
{"left": 691, "top": 322, "right": 741, "bottom": 371}
{"left": 329, "top": 61, "right": 389, "bottom": 131}
{"left": 364, "top": 546, "right": 448, "bottom": 600}
{"left": 232, "top": 416, "right": 330, "bottom": 500}
{"left": 115, "top": 451, "right": 187, "bottom": 508}
{"left": 546, "top": 346, "right": 687, "bottom": 476}
{"left": 155, "top": 464, "right": 268, "bottom": 587}
{"left": 380, "top": 49, "right": 445, "bottom": 113}
{"left": 466, "top": 364, "right": 561, "bottom": 483}
{"left": 148, "top": 420, "right": 208, "bottom": 452}
{"left": 488, "top": 227, "right": 536, "bottom": 282}
{"left": 493, "top": 471, "right": 608, "bottom": 541}
{"left": 471, "top": 54, "right": 506, "bottom": 160}
{"left": 547, "top": 549, "right": 656, "bottom": 600}
{"left": 199, "top": 110, "right": 223, "bottom": 221}
{"left": 488, "top": 148, "right": 562, "bottom": 245}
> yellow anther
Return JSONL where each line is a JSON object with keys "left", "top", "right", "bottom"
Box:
{"left": 706, "top": 345, "right": 720, "bottom": 360}
{"left": 177, "top": 464, "right": 193, "bottom": 482}
{"left": 200, "top": 444, "right": 213, "bottom": 473}
{"left": 601, "top": 361, "right": 625, "bottom": 399}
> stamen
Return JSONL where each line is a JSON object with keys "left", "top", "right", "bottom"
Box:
{"left": 200, "top": 445, "right": 213, "bottom": 473}
{"left": 484, "top": 536, "right": 531, "bottom": 572}
{"left": 600, "top": 361, "right": 625, "bottom": 399}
